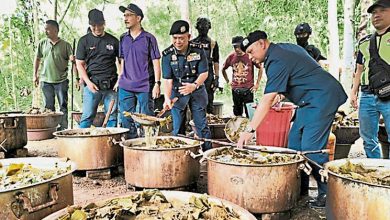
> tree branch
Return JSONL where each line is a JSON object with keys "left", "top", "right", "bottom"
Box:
{"left": 59, "top": 0, "right": 74, "bottom": 24}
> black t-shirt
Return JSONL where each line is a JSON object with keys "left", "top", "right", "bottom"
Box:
{"left": 76, "top": 32, "right": 119, "bottom": 79}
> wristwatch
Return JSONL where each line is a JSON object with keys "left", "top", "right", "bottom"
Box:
{"left": 244, "top": 125, "right": 256, "bottom": 133}
{"left": 155, "top": 81, "right": 161, "bottom": 86}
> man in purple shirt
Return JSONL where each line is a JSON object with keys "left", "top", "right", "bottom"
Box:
{"left": 117, "top": 3, "right": 161, "bottom": 138}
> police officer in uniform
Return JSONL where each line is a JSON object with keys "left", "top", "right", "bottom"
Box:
{"left": 238, "top": 30, "right": 347, "bottom": 208}
{"left": 162, "top": 20, "right": 212, "bottom": 151}
{"left": 294, "top": 23, "right": 326, "bottom": 63}
{"left": 192, "top": 17, "right": 220, "bottom": 114}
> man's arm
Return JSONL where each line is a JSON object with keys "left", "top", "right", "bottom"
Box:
{"left": 350, "top": 63, "right": 363, "bottom": 109}
{"left": 76, "top": 59, "right": 99, "bottom": 93}
{"left": 222, "top": 68, "right": 229, "bottom": 84}
{"left": 163, "top": 79, "right": 173, "bottom": 109}
{"left": 152, "top": 59, "right": 162, "bottom": 99}
{"left": 251, "top": 64, "right": 263, "bottom": 92}
{"left": 33, "top": 57, "right": 41, "bottom": 87}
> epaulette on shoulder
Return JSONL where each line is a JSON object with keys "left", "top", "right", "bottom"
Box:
{"left": 162, "top": 45, "right": 175, "bottom": 56}
{"left": 189, "top": 42, "right": 203, "bottom": 49}
{"left": 359, "top": 34, "right": 371, "bottom": 45}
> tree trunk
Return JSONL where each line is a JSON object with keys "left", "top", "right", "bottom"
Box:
{"left": 54, "top": 0, "right": 58, "bottom": 21}
{"left": 32, "top": 0, "right": 41, "bottom": 108}
{"left": 356, "top": 0, "right": 372, "bottom": 40}
{"left": 341, "top": 0, "right": 356, "bottom": 103}
{"left": 179, "top": 0, "right": 190, "bottom": 23}
{"left": 328, "top": 0, "right": 340, "bottom": 80}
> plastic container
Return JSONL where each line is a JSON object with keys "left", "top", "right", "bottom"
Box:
{"left": 253, "top": 102, "right": 296, "bottom": 147}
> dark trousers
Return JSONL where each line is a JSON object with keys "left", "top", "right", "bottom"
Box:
{"left": 232, "top": 88, "right": 254, "bottom": 117}
{"left": 41, "top": 80, "right": 68, "bottom": 130}
{"left": 205, "top": 84, "right": 214, "bottom": 114}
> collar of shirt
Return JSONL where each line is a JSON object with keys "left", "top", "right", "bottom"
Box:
{"left": 264, "top": 42, "right": 276, "bottom": 63}
{"left": 125, "top": 29, "right": 146, "bottom": 41}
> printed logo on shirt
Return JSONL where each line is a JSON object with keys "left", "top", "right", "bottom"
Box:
{"left": 106, "top": 44, "right": 114, "bottom": 51}
{"left": 89, "top": 46, "right": 96, "bottom": 50}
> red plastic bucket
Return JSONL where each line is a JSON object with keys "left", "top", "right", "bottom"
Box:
{"left": 255, "top": 102, "right": 296, "bottom": 147}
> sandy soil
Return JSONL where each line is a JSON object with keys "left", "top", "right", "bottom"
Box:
{"left": 25, "top": 137, "right": 367, "bottom": 219}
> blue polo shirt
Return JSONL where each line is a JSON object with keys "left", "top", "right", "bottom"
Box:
{"left": 119, "top": 30, "right": 161, "bottom": 92}
{"left": 264, "top": 43, "right": 347, "bottom": 122}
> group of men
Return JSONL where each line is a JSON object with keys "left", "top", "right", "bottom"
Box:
{"left": 33, "top": 0, "right": 390, "bottom": 209}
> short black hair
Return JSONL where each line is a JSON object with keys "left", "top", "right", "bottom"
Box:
{"left": 46, "top": 20, "right": 59, "bottom": 31}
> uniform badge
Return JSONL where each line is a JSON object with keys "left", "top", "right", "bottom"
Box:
{"left": 180, "top": 26, "right": 186, "bottom": 33}
{"left": 106, "top": 44, "right": 114, "bottom": 50}
{"left": 172, "top": 54, "right": 177, "bottom": 61}
{"left": 188, "top": 53, "right": 200, "bottom": 61}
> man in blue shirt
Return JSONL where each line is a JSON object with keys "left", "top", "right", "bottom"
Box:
{"left": 237, "top": 30, "right": 347, "bottom": 208}
{"left": 118, "top": 3, "right": 161, "bottom": 138}
{"left": 161, "top": 20, "right": 212, "bottom": 151}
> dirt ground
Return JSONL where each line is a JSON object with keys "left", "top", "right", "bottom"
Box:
{"left": 25, "top": 138, "right": 367, "bottom": 219}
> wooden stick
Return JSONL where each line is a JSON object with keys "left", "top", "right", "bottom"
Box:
{"left": 102, "top": 99, "right": 115, "bottom": 128}
{"left": 156, "top": 97, "right": 178, "bottom": 118}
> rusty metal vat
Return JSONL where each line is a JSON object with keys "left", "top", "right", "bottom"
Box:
{"left": 120, "top": 136, "right": 201, "bottom": 188}
{"left": 23, "top": 113, "right": 63, "bottom": 129}
{"left": 0, "top": 157, "right": 76, "bottom": 220}
{"left": 204, "top": 146, "right": 305, "bottom": 214}
{"left": 43, "top": 190, "right": 257, "bottom": 219}
{"left": 324, "top": 158, "right": 390, "bottom": 220}
{"left": 0, "top": 114, "right": 27, "bottom": 151}
{"left": 54, "top": 128, "right": 128, "bottom": 170}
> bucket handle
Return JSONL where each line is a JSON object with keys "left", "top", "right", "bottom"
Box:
{"left": 11, "top": 183, "right": 59, "bottom": 218}
{"left": 0, "top": 118, "right": 19, "bottom": 129}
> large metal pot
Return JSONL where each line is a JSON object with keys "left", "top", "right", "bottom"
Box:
{"left": 0, "top": 114, "right": 27, "bottom": 151}
{"left": 120, "top": 136, "right": 201, "bottom": 188}
{"left": 0, "top": 157, "right": 76, "bottom": 220}
{"left": 190, "top": 117, "right": 230, "bottom": 139}
{"left": 54, "top": 128, "right": 128, "bottom": 170}
{"left": 23, "top": 113, "right": 63, "bottom": 129}
{"left": 204, "top": 146, "right": 305, "bottom": 214}
{"left": 324, "top": 158, "right": 390, "bottom": 220}
{"left": 43, "top": 190, "right": 256, "bottom": 219}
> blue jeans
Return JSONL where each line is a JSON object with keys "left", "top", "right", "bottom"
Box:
{"left": 171, "top": 87, "right": 212, "bottom": 151}
{"left": 289, "top": 108, "right": 334, "bottom": 197}
{"left": 119, "top": 88, "right": 152, "bottom": 139}
{"left": 41, "top": 80, "right": 68, "bottom": 130}
{"left": 79, "top": 86, "right": 117, "bottom": 128}
{"left": 359, "top": 92, "right": 390, "bottom": 158}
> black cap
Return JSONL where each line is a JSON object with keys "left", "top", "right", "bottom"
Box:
{"left": 240, "top": 30, "right": 268, "bottom": 52}
{"left": 119, "top": 3, "right": 144, "bottom": 20}
{"left": 232, "top": 36, "right": 244, "bottom": 46}
{"left": 88, "top": 9, "right": 105, "bottom": 25}
{"left": 169, "top": 20, "right": 190, "bottom": 35}
{"left": 294, "top": 23, "right": 312, "bottom": 35}
{"left": 368, "top": 0, "right": 390, "bottom": 13}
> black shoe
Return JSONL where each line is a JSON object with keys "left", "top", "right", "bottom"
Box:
{"left": 309, "top": 194, "right": 326, "bottom": 209}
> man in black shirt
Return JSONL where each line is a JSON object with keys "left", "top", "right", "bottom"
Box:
{"left": 192, "top": 17, "right": 220, "bottom": 114}
{"left": 76, "top": 9, "right": 120, "bottom": 128}
{"left": 294, "top": 23, "right": 326, "bottom": 63}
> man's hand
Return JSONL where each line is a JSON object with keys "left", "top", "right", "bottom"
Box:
{"left": 179, "top": 82, "right": 196, "bottom": 96}
{"left": 237, "top": 131, "right": 255, "bottom": 148}
{"left": 152, "top": 84, "right": 160, "bottom": 99}
{"left": 350, "top": 92, "right": 359, "bottom": 109}
{"left": 163, "top": 98, "right": 173, "bottom": 110}
{"left": 113, "top": 80, "right": 119, "bottom": 92}
{"left": 211, "top": 76, "right": 219, "bottom": 91}
{"left": 86, "top": 81, "right": 99, "bottom": 93}
{"left": 251, "top": 84, "right": 259, "bottom": 92}
{"left": 33, "top": 75, "right": 39, "bottom": 87}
